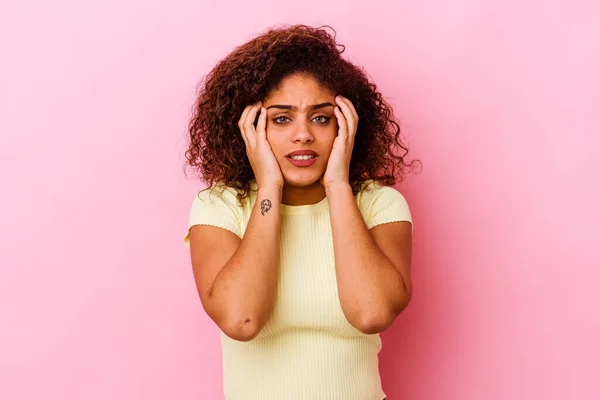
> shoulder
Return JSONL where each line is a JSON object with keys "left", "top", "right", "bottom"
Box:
{"left": 195, "top": 181, "right": 261, "bottom": 208}
{"left": 185, "top": 183, "right": 254, "bottom": 245}
{"left": 356, "top": 180, "right": 407, "bottom": 207}
{"left": 356, "top": 180, "right": 412, "bottom": 230}
{"left": 194, "top": 183, "right": 243, "bottom": 207}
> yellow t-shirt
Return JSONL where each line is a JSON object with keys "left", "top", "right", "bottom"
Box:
{"left": 184, "top": 181, "right": 412, "bottom": 400}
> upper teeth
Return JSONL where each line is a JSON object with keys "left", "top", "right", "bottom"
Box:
{"left": 291, "top": 155, "right": 315, "bottom": 160}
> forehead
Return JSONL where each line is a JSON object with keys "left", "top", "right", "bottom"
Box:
{"left": 265, "top": 74, "right": 334, "bottom": 104}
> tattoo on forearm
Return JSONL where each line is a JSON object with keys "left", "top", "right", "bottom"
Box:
{"left": 260, "top": 199, "right": 272, "bottom": 216}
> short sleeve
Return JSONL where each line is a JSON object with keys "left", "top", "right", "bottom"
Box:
{"left": 358, "top": 183, "right": 413, "bottom": 231}
{"left": 183, "top": 185, "right": 242, "bottom": 246}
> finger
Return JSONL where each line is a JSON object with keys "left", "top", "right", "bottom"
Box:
{"left": 335, "top": 96, "right": 356, "bottom": 137}
{"left": 243, "top": 102, "right": 262, "bottom": 136}
{"left": 338, "top": 95, "right": 358, "bottom": 121}
{"left": 242, "top": 103, "right": 262, "bottom": 148}
{"left": 334, "top": 106, "right": 348, "bottom": 142}
{"left": 239, "top": 105, "right": 255, "bottom": 148}
{"left": 343, "top": 98, "right": 359, "bottom": 144}
{"left": 256, "top": 107, "right": 267, "bottom": 142}
{"left": 238, "top": 104, "right": 253, "bottom": 131}
{"left": 346, "top": 99, "right": 358, "bottom": 125}
{"left": 240, "top": 126, "right": 249, "bottom": 148}
{"left": 337, "top": 96, "right": 357, "bottom": 134}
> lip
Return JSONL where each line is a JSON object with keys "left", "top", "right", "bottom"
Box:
{"left": 286, "top": 150, "right": 318, "bottom": 167}
{"left": 286, "top": 150, "right": 318, "bottom": 157}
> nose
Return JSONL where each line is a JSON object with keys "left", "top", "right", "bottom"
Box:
{"left": 292, "top": 120, "right": 314, "bottom": 144}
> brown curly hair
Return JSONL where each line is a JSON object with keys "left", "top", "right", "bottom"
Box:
{"left": 185, "top": 24, "right": 419, "bottom": 202}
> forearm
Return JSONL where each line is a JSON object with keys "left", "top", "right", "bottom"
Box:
{"left": 208, "top": 186, "right": 281, "bottom": 339}
{"left": 326, "top": 183, "right": 410, "bottom": 333}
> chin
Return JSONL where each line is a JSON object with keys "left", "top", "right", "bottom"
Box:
{"left": 282, "top": 172, "right": 323, "bottom": 188}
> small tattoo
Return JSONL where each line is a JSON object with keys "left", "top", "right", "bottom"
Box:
{"left": 260, "top": 199, "right": 272, "bottom": 215}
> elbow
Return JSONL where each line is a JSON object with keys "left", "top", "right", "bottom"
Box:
{"left": 353, "top": 293, "right": 412, "bottom": 335}
{"left": 353, "top": 312, "right": 396, "bottom": 335}
{"left": 220, "top": 317, "right": 263, "bottom": 342}
{"left": 201, "top": 295, "right": 267, "bottom": 342}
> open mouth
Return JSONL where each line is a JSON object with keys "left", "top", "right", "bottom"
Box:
{"left": 286, "top": 151, "right": 318, "bottom": 167}
{"left": 289, "top": 155, "right": 316, "bottom": 161}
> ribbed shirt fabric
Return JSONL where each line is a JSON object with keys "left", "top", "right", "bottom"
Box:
{"left": 184, "top": 180, "right": 412, "bottom": 400}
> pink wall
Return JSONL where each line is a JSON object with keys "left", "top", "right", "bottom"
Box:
{"left": 1, "top": 1, "right": 598, "bottom": 399}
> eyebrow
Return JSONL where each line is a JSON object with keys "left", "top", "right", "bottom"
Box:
{"left": 266, "top": 102, "right": 335, "bottom": 111}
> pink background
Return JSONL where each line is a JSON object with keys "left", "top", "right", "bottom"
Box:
{"left": 1, "top": 1, "right": 599, "bottom": 399}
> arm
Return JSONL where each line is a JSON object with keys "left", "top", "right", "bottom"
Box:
{"left": 189, "top": 186, "right": 281, "bottom": 342}
{"left": 326, "top": 183, "right": 412, "bottom": 334}
{"left": 322, "top": 95, "right": 412, "bottom": 334}
{"left": 188, "top": 102, "right": 284, "bottom": 342}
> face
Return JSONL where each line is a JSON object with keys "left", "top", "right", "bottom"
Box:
{"left": 263, "top": 74, "right": 338, "bottom": 188}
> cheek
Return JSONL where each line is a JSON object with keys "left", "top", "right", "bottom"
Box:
{"left": 265, "top": 131, "right": 284, "bottom": 156}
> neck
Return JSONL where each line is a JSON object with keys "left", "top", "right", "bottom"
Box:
{"left": 281, "top": 181, "right": 326, "bottom": 206}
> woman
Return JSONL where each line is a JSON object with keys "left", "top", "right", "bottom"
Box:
{"left": 184, "top": 24, "right": 418, "bottom": 400}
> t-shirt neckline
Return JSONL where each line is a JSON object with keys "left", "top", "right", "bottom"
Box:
{"left": 279, "top": 196, "right": 329, "bottom": 215}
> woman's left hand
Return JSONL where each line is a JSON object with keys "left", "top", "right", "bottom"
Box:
{"left": 321, "top": 95, "right": 358, "bottom": 189}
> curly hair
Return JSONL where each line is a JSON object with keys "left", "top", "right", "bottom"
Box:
{"left": 185, "top": 24, "right": 419, "bottom": 202}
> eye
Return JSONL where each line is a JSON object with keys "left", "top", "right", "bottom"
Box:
{"left": 313, "top": 116, "right": 330, "bottom": 124}
{"left": 273, "top": 116, "right": 290, "bottom": 124}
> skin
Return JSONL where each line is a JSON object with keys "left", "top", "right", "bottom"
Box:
{"left": 262, "top": 74, "right": 337, "bottom": 205}
{"left": 189, "top": 73, "right": 412, "bottom": 341}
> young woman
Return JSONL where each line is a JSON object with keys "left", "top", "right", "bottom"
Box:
{"left": 184, "top": 24, "right": 418, "bottom": 400}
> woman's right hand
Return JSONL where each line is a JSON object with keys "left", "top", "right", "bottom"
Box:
{"left": 238, "top": 103, "right": 284, "bottom": 191}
